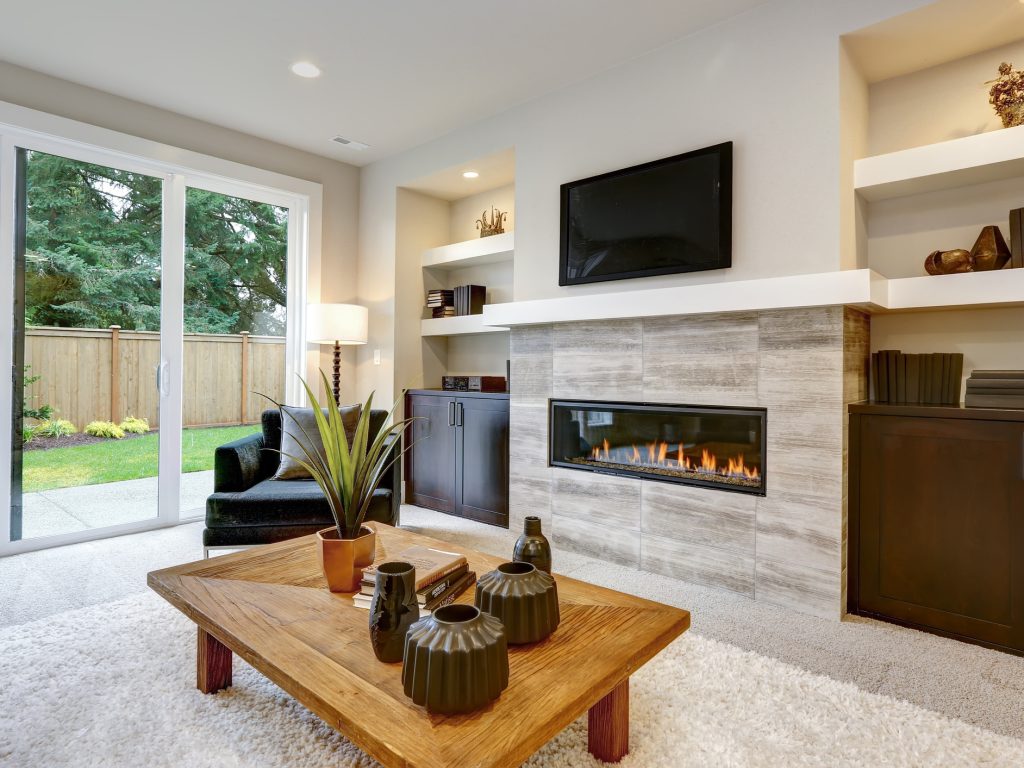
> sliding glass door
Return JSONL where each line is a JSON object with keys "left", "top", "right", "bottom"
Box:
{"left": 10, "top": 148, "right": 170, "bottom": 542}
{"left": 1, "top": 128, "right": 307, "bottom": 554}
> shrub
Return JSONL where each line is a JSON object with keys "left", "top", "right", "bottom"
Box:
{"left": 23, "top": 366, "right": 53, "bottom": 422}
{"left": 22, "top": 426, "right": 35, "bottom": 444}
{"left": 84, "top": 421, "right": 125, "bottom": 439}
{"left": 35, "top": 419, "right": 77, "bottom": 438}
{"left": 119, "top": 416, "right": 150, "bottom": 434}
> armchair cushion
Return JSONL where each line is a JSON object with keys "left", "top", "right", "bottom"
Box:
{"left": 273, "top": 404, "right": 361, "bottom": 480}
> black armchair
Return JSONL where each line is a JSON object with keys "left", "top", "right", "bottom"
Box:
{"left": 203, "top": 408, "right": 401, "bottom": 551}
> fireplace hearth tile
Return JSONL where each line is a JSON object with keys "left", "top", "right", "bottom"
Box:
{"left": 510, "top": 404, "right": 549, "bottom": 470}
{"left": 641, "top": 482, "right": 755, "bottom": 554}
{"left": 510, "top": 325, "right": 553, "bottom": 405}
{"left": 641, "top": 532, "right": 755, "bottom": 597}
{"left": 551, "top": 469, "right": 641, "bottom": 531}
{"left": 551, "top": 513, "right": 640, "bottom": 568}
{"left": 509, "top": 472, "right": 552, "bottom": 531}
{"left": 553, "top": 320, "right": 643, "bottom": 401}
{"left": 755, "top": 555, "right": 841, "bottom": 620}
{"left": 755, "top": 492, "right": 841, "bottom": 574}
{"left": 642, "top": 314, "right": 758, "bottom": 405}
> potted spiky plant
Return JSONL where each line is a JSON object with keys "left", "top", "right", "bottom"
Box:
{"left": 277, "top": 371, "right": 415, "bottom": 592}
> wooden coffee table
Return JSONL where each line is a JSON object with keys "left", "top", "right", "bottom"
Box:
{"left": 148, "top": 523, "right": 690, "bottom": 767}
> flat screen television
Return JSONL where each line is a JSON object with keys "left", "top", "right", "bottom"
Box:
{"left": 559, "top": 142, "right": 732, "bottom": 286}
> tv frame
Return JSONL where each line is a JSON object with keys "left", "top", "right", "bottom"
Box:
{"left": 558, "top": 141, "right": 733, "bottom": 287}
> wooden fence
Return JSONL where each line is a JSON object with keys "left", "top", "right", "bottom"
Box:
{"left": 24, "top": 326, "right": 286, "bottom": 429}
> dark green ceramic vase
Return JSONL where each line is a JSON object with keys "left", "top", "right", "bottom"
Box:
{"left": 402, "top": 604, "right": 508, "bottom": 714}
{"left": 369, "top": 561, "right": 419, "bottom": 663}
{"left": 475, "top": 561, "right": 560, "bottom": 645}
{"left": 513, "top": 516, "right": 552, "bottom": 573}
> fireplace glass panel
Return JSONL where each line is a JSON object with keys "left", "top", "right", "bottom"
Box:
{"left": 549, "top": 400, "right": 766, "bottom": 495}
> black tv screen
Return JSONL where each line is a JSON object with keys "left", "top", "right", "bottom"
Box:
{"left": 559, "top": 142, "right": 732, "bottom": 286}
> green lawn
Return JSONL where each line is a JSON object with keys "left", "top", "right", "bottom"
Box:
{"left": 22, "top": 424, "right": 260, "bottom": 493}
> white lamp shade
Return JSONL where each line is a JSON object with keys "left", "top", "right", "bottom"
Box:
{"left": 307, "top": 303, "right": 368, "bottom": 345}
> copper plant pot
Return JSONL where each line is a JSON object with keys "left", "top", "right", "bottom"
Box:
{"left": 316, "top": 526, "right": 376, "bottom": 593}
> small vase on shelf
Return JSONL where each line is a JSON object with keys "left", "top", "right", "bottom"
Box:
{"left": 513, "top": 516, "right": 552, "bottom": 574}
{"left": 369, "top": 561, "right": 419, "bottom": 663}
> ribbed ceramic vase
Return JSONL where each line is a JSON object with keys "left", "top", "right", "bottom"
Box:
{"left": 402, "top": 604, "right": 509, "bottom": 714}
{"left": 512, "top": 516, "right": 552, "bottom": 574}
{"left": 475, "top": 561, "right": 560, "bottom": 645}
{"left": 369, "top": 561, "right": 420, "bottom": 663}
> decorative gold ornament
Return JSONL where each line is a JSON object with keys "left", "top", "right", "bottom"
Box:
{"left": 988, "top": 62, "right": 1024, "bottom": 129}
{"left": 475, "top": 207, "right": 508, "bottom": 238}
{"left": 924, "top": 249, "right": 974, "bottom": 276}
{"left": 970, "top": 225, "right": 1011, "bottom": 271}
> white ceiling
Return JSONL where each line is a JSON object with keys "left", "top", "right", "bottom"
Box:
{"left": 0, "top": 0, "right": 769, "bottom": 165}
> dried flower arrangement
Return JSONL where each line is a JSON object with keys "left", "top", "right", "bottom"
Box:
{"left": 988, "top": 62, "right": 1024, "bottom": 129}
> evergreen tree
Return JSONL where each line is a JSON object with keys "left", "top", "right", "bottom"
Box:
{"left": 24, "top": 151, "right": 287, "bottom": 335}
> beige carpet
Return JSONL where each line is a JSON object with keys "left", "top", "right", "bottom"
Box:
{"left": 4, "top": 506, "right": 1024, "bottom": 745}
{"left": 1, "top": 590, "right": 1022, "bottom": 768}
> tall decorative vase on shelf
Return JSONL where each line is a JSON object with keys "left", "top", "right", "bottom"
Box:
{"left": 513, "top": 516, "right": 552, "bottom": 574}
{"left": 369, "top": 561, "right": 419, "bottom": 663}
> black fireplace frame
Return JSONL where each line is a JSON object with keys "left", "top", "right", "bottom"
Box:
{"left": 548, "top": 399, "right": 767, "bottom": 496}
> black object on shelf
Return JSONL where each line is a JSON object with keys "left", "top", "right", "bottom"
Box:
{"left": 965, "top": 369, "right": 1024, "bottom": 409}
{"left": 1010, "top": 208, "right": 1023, "bottom": 270}
{"left": 453, "top": 284, "right": 486, "bottom": 316}
{"left": 441, "top": 375, "right": 506, "bottom": 393}
{"left": 871, "top": 350, "right": 963, "bottom": 405}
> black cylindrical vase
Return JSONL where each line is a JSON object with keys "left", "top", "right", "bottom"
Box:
{"left": 402, "top": 604, "right": 509, "bottom": 714}
{"left": 475, "top": 561, "right": 560, "bottom": 645}
{"left": 513, "top": 516, "right": 552, "bottom": 574}
{"left": 369, "top": 561, "right": 419, "bottom": 663}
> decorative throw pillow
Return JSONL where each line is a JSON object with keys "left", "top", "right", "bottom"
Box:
{"left": 273, "top": 404, "right": 362, "bottom": 480}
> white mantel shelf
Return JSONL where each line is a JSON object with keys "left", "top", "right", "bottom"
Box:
{"left": 854, "top": 123, "right": 1024, "bottom": 202}
{"left": 480, "top": 268, "right": 1024, "bottom": 327}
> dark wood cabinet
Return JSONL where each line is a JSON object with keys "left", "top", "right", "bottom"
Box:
{"left": 849, "top": 403, "right": 1024, "bottom": 654}
{"left": 404, "top": 389, "right": 509, "bottom": 528}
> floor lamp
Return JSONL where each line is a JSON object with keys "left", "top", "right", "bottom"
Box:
{"left": 307, "top": 303, "right": 368, "bottom": 404}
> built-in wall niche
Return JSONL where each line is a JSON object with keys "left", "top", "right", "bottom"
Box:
{"left": 866, "top": 175, "right": 1022, "bottom": 279}
{"left": 397, "top": 147, "right": 515, "bottom": 392}
{"left": 844, "top": 4, "right": 1024, "bottom": 401}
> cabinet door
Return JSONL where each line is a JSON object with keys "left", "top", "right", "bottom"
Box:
{"left": 858, "top": 414, "right": 1024, "bottom": 652}
{"left": 455, "top": 397, "right": 510, "bottom": 528}
{"left": 404, "top": 393, "right": 457, "bottom": 513}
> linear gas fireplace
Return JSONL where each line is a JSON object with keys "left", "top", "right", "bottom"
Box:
{"left": 549, "top": 399, "right": 766, "bottom": 495}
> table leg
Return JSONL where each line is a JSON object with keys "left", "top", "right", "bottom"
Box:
{"left": 197, "top": 627, "right": 232, "bottom": 694}
{"left": 588, "top": 678, "right": 629, "bottom": 762}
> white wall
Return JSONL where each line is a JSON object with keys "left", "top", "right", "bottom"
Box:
{"left": 0, "top": 60, "right": 361, "bottom": 402}
{"left": 356, "top": 0, "right": 927, "bottom": 404}
{"left": 868, "top": 38, "right": 1024, "bottom": 156}
{"left": 449, "top": 184, "right": 515, "bottom": 243}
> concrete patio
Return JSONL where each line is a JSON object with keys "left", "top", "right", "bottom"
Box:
{"left": 20, "top": 470, "right": 214, "bottom": 540}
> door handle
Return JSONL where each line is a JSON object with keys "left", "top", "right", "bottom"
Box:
{"left": 455, "top": 402, "right": 464, "bottom": 428}
{"left": 448, "top": 400, "right": 456, "bottom": 427}
{"left": 156, "top": 361, "right": 170, "bottom": 397}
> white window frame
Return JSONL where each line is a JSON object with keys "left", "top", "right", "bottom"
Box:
{"left": 0, "top": 100, "right": 322, "bottom": 556}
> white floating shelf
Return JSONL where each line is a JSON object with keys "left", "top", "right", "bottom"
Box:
{"left": 855, "top": 124, "right": 1024, "bottom": 202}
{"left": 883, "top": 268, "right": 1024, "bottom": 312}
{"left": 421, "top": 313, "right": 510, "bottom": 337}
{"left": 481, "top": 269, "right": 887, "bottom": 327}
{"left": 421, "top": 231, "right": 514, "bottom": 271}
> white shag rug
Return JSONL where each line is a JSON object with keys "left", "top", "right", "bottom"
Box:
{"left": 1, "top": 591, "right": 1022, "bottom": 768}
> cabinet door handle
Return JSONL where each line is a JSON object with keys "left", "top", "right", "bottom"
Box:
{"left": 448, "top": 400, "right": 456, "bottom": 427}
{"left": 455, "top": 402, "right": 464, "bottom": 427}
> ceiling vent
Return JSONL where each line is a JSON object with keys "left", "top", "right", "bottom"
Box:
{"left": 331, "top": 136, "right": 369, "bottom": 151}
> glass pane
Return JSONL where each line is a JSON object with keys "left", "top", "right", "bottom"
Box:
{"left": 13, "top": 150, "right": 163, "bottom": 540}
{"left": 179, "top": 188, "right": 288, "bottom": 519}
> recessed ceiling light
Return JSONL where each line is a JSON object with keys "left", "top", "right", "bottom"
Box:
{"left": 290, "top": 61, "right": 321, "bottom": 78}
{"left": 462, "top": 171, "right": 479, "bottom": 179}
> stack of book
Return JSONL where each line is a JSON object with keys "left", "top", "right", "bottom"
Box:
{"left": 871, "top": 350, "right": 963, "bottom": 405}
{"left": 426, "top": 289, "right": 455, "bottom": 318}
{"left": 353, "top": 545, "right": 475, "bottom": 616}
{"left": 453, "top": 285, "right": 486, "bottom": 316}
{"left": 964, "top": 370, "right": 1024, "bottom": 409}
